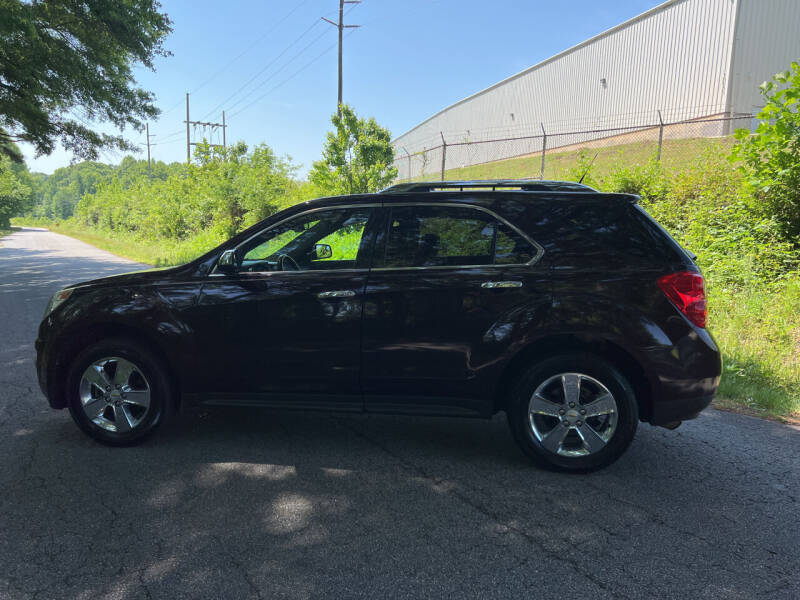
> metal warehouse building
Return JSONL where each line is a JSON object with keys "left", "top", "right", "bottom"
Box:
{"left": 392, "top": 0, "right": 800, "bottom": 179}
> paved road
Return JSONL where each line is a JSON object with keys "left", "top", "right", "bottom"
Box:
{"left": 1, "top": 227, "right": 799, "bottom": 600}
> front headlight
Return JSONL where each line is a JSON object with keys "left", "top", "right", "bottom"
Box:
{"left": 44, "top": 288, "right": 74, "bottom": 318}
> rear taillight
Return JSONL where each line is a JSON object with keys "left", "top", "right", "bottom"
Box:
{"left": 657, "top": 271, "right": 707, "bottom": 328}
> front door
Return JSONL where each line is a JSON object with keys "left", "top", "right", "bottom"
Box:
{"left": 190, "top": 204, "right": 378, "bottom": 410}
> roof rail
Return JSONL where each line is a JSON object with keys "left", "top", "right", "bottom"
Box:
{"left": 380, "top": 179, "right": 597, "bottom": 194}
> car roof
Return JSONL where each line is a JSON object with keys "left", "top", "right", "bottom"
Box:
{"left": 299, "top": 179, "right": 637, "bottom": 208}
{"left": 380, "top": 179, "right": 597, "bottom": 193}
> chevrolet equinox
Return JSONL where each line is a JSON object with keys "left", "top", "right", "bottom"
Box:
{"left": 36, "top": 180, "right": 722, "bottom": 471}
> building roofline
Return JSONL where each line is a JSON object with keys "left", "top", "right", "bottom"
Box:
{"left": 393, "top": 0, "right": 687, "bottom": 144}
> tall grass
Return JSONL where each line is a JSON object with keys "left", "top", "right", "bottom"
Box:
{"left": 712, "top": 283, "right": 800, "bottom": 417}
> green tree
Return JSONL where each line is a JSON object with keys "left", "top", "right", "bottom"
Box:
{"left": 0, "top": 0, "right": 172, "bottom": 162}
{"left": 310, "top": 104, "right": 397, "bottom": 195}
{"left": 26, "top": 161, "right": 115, "bottom": 218}
{"left": 73, "top": 140, "right": 300, "bottom": 245}
{"left": 731, "top": 61, "right": 800, "bottom": 240}
{"left": 0, "top": 155, "right": 31, "bottom": 228}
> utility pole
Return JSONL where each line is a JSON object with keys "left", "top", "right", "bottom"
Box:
{"left": 185, "top": 92, "right": 227, "bottom": 163}
{"left": 145, "top": 123, "right": 155, "bottom": 178}
{"left": 146, "top": 122, "right": 151, "bottom": 175}
{"left": 185, "top": 93, "right": 191, "bottom": 163}
{"left": 222, "top": 111, "right": 226, "bottom": 149}
{"left": 322, "top": 0, "right": 360, "bottom": 115}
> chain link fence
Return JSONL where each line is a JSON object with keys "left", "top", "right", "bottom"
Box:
{"left": 393, "top": 113, "right": 755, "bottom": 182}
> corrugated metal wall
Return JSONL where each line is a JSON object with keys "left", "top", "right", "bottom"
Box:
{"left": 394, "top": 0, "right": 738, "bottom": 158}
{"left": 730, "top": 0, "right": 800, "bottom": 116}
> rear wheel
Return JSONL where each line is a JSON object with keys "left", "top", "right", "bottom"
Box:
{"left": 507, "top": 354, "right": 638, "bottom": 472}
{"left": 66, "top": 339, "right": 173, "bottom": 446}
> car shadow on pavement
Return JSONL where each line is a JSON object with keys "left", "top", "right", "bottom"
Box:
{"left": 2, "top": 402, "right": 798, "bottom": 599}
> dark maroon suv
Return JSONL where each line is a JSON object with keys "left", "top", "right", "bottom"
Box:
{"left": 36, "top": 180, "right": 721, "bottom": 471}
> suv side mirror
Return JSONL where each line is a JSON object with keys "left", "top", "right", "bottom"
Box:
{"left": 217, "top": 249, "right": 238, "bottom": 273}
{"left": 313, "top": 243, "right": 333, "bottom": 260}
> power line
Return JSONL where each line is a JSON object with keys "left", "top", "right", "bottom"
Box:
{"left": 156, "top": 132, "right": 184, "bottom": 144}
{"left": 136, "top": 1, "right": 366, "bottom": 155}
{"left": 200, "top": 18, "right": 329, "bottom": 120}
{"left": 225, "top": 1, "right": 363, "bottom": 119}
{"left": 206, "top": 1, "right": 363, "bottom": 120}
{"left": 228, "top": 28, "right": 358, "bottom": 120}
{"left": 157, "top": 0, "right": 314, "bottom": 120}
{"left": 198, "top": 20, "right": 323, "bottom": 120}
{"left": 198, "top": 4, "right": 361, "bottom": 121}
{"left": 191, "top": 0, "right": 313, "bottom": 97}
{"left": 223, "top": 24, "right": 333, "bottom": 116}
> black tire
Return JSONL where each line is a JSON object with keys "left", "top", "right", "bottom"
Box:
{"left": 66, "top": 338, "right": 174, "bottom": 446}
{"left": 506, "top": 354, "right": 638, "bottom": 472}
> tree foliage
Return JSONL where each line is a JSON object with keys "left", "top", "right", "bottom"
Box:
{"left": 25, "top": 156, "right": 183, "bottom": 219}
{"left": 565, "top": 150, "right": 798, "bottom": 289}
{"left": 72, "top": 142, "right": 305, "bottom": 256}
{"left": 731, "top": 62, "right": 800, "bottom": 240}
{"left": 0, "top": 153, "right": 32, "bottom": 228}
{"left": 310, "top": 104, "right": 397, "bottom": 195}
{"left": 0, "top": 0, "right": 172, "bottom": 162}
{"left": 29, "top": 161, "right": 114, "bottom": 219}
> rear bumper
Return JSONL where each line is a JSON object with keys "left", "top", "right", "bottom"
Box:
{"left": 639, "top": 325, "right": 721, "bottom": 425}
{"left": 650, "top": 391, "right": 715, "bottom": 425}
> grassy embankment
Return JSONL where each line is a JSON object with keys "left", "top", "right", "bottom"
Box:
{"left": 711, "top": 281, "right": 799, "bottom": 420}
{"left": 416, "top": 136, "right": 735, "bottom": 181}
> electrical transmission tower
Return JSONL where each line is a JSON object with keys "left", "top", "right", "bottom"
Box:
{"left": 184, "top": 93, "right": 227, "bottom": 163}
{"left": 322, "top": 0, "right": 360, "bottom": 115}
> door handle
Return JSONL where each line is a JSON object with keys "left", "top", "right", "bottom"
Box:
{"left": 317, "top": 290, "right": 357, "bottom": 298}
{"left": 481, "top": 281, "right": 523, "bottom": 289}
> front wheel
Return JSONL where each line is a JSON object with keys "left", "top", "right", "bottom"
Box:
{"left": 66, "top": 338, "right": 173, "bottom": 446}
{"left": 507, "top": 354, "right": 638, "bottom": 472}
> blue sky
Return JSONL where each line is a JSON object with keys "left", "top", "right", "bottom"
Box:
{"left": 22, "top": 0, "right": 665, "bottom": 175}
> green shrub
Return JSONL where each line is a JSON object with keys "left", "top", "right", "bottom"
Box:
{"left": 591, "top": 151, "right": 799, "bottom": 290}
{"left": 731, "top": 62, "right": 800, "bottom": 240}
{"left": 70, "top": 142, "right": 301, "bottom": 260}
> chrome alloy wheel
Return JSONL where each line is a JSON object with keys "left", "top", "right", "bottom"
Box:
{"left": 79, "top": 357, "right": 151, "bottom": 433}
{"left": 528, "top": 373, "right": 619, "bottom": 457}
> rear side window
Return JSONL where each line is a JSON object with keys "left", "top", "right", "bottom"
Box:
{"left": 495, "top": 223, "right": 536, "bottom": 264}
{"left": 534, "top": 202, "right": 681, "bottom": 268}
{"left": 379, "top": 205, "right": 536, "bottom": 268}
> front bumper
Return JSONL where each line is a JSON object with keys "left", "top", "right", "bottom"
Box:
{"left": 36, "top": 318, "right": 66, "bottom": 409}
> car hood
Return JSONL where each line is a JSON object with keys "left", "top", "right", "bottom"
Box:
{"left": 65, "top": 264, "right": 192, "bottom": 290}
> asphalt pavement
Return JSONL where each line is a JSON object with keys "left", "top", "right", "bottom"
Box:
{"left": 1, "top": 227, "right": 798, "bottom": 599}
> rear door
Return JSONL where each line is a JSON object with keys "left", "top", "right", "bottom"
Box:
{"left": 361, "top": 202, "right": 546, "bottom": 416}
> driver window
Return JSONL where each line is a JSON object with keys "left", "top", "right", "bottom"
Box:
{"left": 240, "top": 207, "right": 373, "bottom": 272}
{"left": 315, "top": 221, "right": 366, "bottom": 263}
